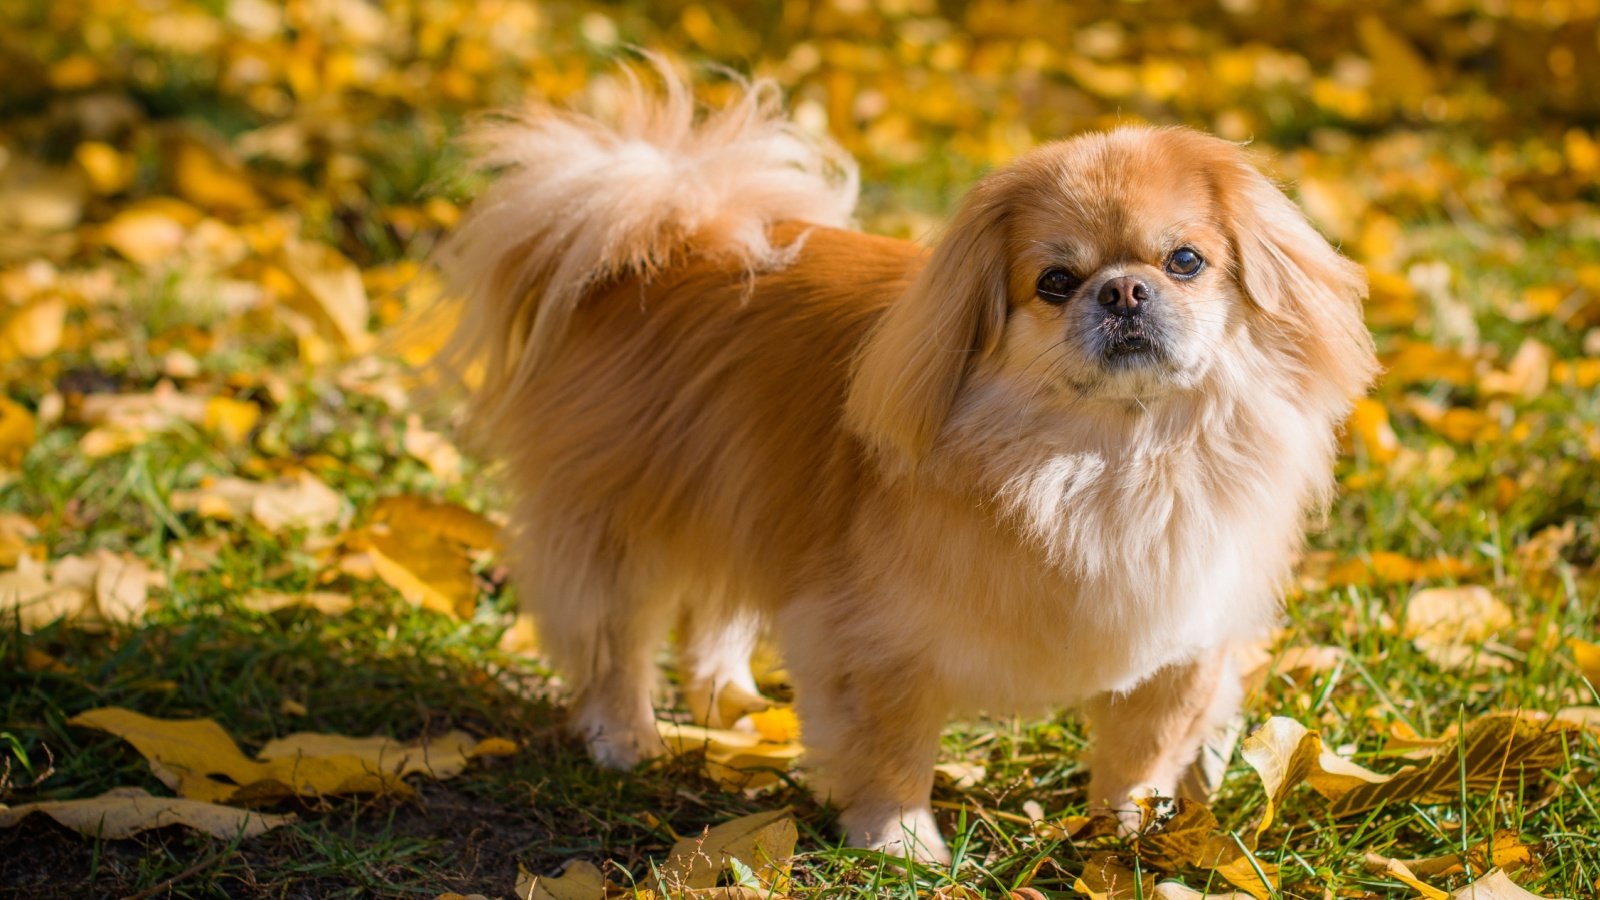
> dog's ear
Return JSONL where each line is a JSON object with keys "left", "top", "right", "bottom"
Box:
{"left": 1216, "top": 143, "right": 1377, "bottom": 403}
{"left": 845, "top": 174, "right": 1012, "bottom": 474}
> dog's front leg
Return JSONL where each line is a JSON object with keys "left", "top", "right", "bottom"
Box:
{"left": 790, "top": 648, "right": 951, "bottom": 864}
{"left": 1082, "top": 644, "right": 1241, "bottom": 827}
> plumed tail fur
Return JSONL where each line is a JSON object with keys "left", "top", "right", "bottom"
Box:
{"left": 436, "top": 61, "right": 859, "bottom": 438}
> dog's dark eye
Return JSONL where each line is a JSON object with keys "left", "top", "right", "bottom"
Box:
{"left": 1165, "top": 247, "right": 1204, "bottom": 279}
{"left": 1036, "top": 268, "right": 1082, "bottom": 303}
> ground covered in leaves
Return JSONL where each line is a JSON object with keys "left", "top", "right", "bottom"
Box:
{"left": 3, "top": 1, "right": 1600, "bottom": 898}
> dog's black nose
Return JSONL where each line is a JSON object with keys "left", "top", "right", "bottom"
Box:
{"left": 1097, "top": 276, "right": 1149, "bottom": 316}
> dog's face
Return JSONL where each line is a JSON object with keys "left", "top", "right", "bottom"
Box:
{"left": 846, "top": 126, "right": 1377, "bottom": 469}
{"left": 1000, "top": 132, "right": 1244, "bottom": 401}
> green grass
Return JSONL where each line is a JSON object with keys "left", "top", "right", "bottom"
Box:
{"left": 4, "top": 0, "right": 1600, "bottom": 896}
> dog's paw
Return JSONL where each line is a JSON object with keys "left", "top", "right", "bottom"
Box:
{"left": 572, "top": 707, "right": 665, "bottom": 769}
{"left": 844, "top": 805, "right": 951, "bottom": 866}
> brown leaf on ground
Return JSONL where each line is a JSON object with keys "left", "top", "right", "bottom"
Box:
{"left": 69, "top": 706, "right": 515, "bottom": 804}
{"left": 0, "top": 786, "right": 294, "bottom": 839}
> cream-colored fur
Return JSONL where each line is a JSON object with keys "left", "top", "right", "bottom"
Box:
{"left": 439, "top": 65, "right": 1377, "bottom": 864}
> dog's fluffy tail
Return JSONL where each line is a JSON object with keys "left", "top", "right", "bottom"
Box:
{"left": 436, "top": 60, "right": 859, "bottom": 436}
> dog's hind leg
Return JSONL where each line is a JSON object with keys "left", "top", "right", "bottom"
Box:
{"left": 678, "top": 599, "right": 770, "bottom": 728}
{"left": 515, "top": 517, "right": 669, "bottom": 769}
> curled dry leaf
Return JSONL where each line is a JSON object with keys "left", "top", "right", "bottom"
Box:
{"left": 0, "top": 786, "right": 294, "bottom": 840}
{"left": 1241, "top": 713, "right": 1578, "bottom": 824}
{"left": 1366, "top": 830, "right": 1537, "bottom": 881}
{"left": 661, "top": 809, "right": 797, "bottom": 892}
{"left": 1133, "top": 799, "right": 1277, "bottom": 900}
{"left": 70, "top": 706, "right": 516, "bottom": 804}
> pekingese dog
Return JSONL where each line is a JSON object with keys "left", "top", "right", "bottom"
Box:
{"left": 438, "top": 65, "right": 1376, "bottom": 863}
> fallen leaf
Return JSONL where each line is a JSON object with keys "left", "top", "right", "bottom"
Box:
{"left": 1074, "top": 852, "right": 1155, "bottom": 900}
{"left": 1239, "top": 717, "right": 1389, "bottom": 834}
{"left": 933, "top": 760, "right": 987, "bottom": 789}
{"left": 0, "top": 512, "right": 38, "bottom": 567}
{"left": 660, "top": 809, "right": 797, "bottom": 891}
{"left": 0, "top": 396, "right": 35, "bottom": 469}
{"left": 355, "top": 495, "right": 498, "bottom": 618}
{"left": 0, "top": 550, "right": 163, "bottom": 631}
{"left": 171, "top": 472, "right": 343, "bottom": 532}
{"left": 1448, "top": 869, "right": 1564, "bottom": 899}
{"left": 0, "top": 298, "right": 66, "bottom": 361}
{"left": 1569, "top": 638, "right": 1600, "bottom": 686}
{"left": 516, "top": 860, "right": 607, "bottom": 900}
{"left": 204, "top": 396, "right": 262, "bottom": 444}
{"left": 1242, "top": 713, "right": 1579, "bottom": 822}
{"left": 1134, "top": 799, "right": 1277, "bottom": 900}
{"left": 403, "top": 415, "right": 462, "bottom": 483}
{"left": 70, "top": 707, "right": 511, "bottom": 804}
{"left": 241, "top": 590, "right": 355, "bottom": 616}
{"left": 1404, "top": 586, "right": 1515, "bottom": 672}
{"left": 656, "top": 720, "right": 803, "bottom": 792}
{"left": 99, "top": 202, "right": 193, "bottom": 264}
{"left": 282, "top": 238, "right": 372, "bottom": 350}
{"left": 1367, "top": 853, "right": 1450, "bottom": 899}
{"left": 0, "top": 786, "right": 293, "bottom": 839}
{"left": 1404, "top": 586, "right": 1512, "bottom": 644}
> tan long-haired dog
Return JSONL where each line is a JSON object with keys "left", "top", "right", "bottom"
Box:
{"left": 439, "top": 65, "right": 1376, "bottom": 863}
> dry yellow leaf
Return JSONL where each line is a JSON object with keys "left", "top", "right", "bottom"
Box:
{"left": 1403, "top": 586, "right": 1513, "bottom": 673}
{"left": 204, "top": 396, "right": 262, "bottom": 444}
{"left": 242, "top": 590, "right": 355, "bottom": 616}
{"left": 283, "top": 238, "right": 372, "bottom": 350}
{"left": 369, "top": 495, "right": 499, "bottom": 549}
{"left": 171, "top": 472, "right": 343, "bottom": 532}
{"left": 1449, "top": 870, "right": 1558, "bottom": 900}
{"left": 1242, "top": 713, "right": 1578, "bottom": 823}
{"left": 1074, "top": 852, "right": 1155, "bottom": 900}
{"left": 0, "top": 550, "right": 162, "bottom": 631}
{"left": 100, "top": 204, "right": 190, "bottom": 264}
{"left": 516, "top": 860, "right": 607, "bottom": 900}
{"left": 1367, "top": 854, "right": 1450, "bottom": 900}
{"left": 1569, "top": 638, "right": 1600, "bottom": 686}
{"left": 0, "top": 512, "right": 38, "bottom": 567}
{"left": 354, "top": 495, "right": 498, "bottom": 618}
{"left": 0, "top": 397, "right": 35, "bottom": 470}
{"left": 171, "top": 137, "right": 265, "bottom": 214}
{"left": 661, "top": 809, "right": 797, "bottom": 892}
{"left": 403, "top": 415, "right": 463, "bottom": 483}
{"left": 0, "top": 555, "right": 86, "bottom": 630}
{"left": 0, "top": 786, "right": 294, "bottom": 840}
{"left": 1480, "top": 339, "right": 1552, "bottom": 399}
{"left": 655, "top": 720, "right": 804, "bottom": 791}
{"left": 70, "top": 707, "right": 512, "bottom": 804}
{"left": 1346, "top": 398, "right": 1398, "bottom": 463}
{"left": 0, "top": 298, "right": 66, "bottom": 360}
{"left": 74, "top": 141, "right": 134, "bottom": 195}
